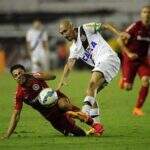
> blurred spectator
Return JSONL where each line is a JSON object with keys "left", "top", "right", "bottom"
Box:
{"left": 26, "top": 19, "right": 50, "bottom": 72}
{"left": 0, "top": 45, "right": 6, "bottom": 73}
{"left": 17, "top": 44, "right": 31, "bottom": 71}
{"left": 56, "top": 39, "right": 69, "bottom": 68}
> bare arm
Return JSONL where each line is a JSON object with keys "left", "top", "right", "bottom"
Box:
{"left": 117, "top": 32, "right": 138, "bottom": 60}
{"left": 1, "top": 109, "right": 21, "bottom": 139}
{"left": 32, "top": 72, "right": 56, "bottom": 81}
{"left": 57, "top": 58, "right": 76, "bottom": 90}
{"left": 101, "top": 23, "right": 121, "bottom": 36}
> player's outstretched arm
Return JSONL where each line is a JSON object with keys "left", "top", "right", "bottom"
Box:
{"left": 57, "top": 58, "right": 76, "bottom": 90}
{"left": 101, "top": 23, "right": 121, "bottom": 36}
{"left": 117, "top": 32, "right": 138, "bottom": 60}
{"left": 1, "top": 110, "right": 21, "bottom": 139}
{"left": 33, "top": 72, "right": 56, "bottom": 81}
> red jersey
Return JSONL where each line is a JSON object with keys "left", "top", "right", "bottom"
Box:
{"left": 14, "top": 73, "right": 48, "bottom": 111}
{"left": 125, "top": 20, "right": 150, "bottom": 60}
{"left": 14, "top": 74, "right": 83, "bottom": 136}
{"left": 14, "top": 73, "right": 68, "bottom": 117}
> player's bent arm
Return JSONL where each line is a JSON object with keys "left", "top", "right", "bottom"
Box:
{"left": 33, "top": 72, "right": 56, "bottom": 81}
{"left": 101, "top": 23, "right": 121, "bottom": 36}
{"left": 2, "top": 109, "right": 21, "bottom": 139}
{"left": 117, "top": 33, "right": 138, "bottom": 59}
{"left": 57, "top": 58, "right": 76, "bottom": 90}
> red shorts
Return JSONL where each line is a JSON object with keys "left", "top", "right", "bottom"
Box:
{"left": 121, "top": 55, "right": 150, "bottom": 84}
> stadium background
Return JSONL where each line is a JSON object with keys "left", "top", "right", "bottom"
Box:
{"left": 0, "top": 0, "right": 150, "bottom": 150}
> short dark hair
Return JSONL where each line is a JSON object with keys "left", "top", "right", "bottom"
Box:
{"left": 10, "top": 64, "right": 26, "bottom": 74}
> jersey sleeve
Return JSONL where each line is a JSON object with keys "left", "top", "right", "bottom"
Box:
{"left": 14, "top": 90, "right": 23, "bottom": 111}
{"left": 83, "top": 22, "right": 102, "bottom": 34}
{"left": 26, "top": 30, "right": 31, "bottom": 42}
{"left": 68, "top": 42, "right": 80, "bottom": 59}
{"left": 125, "top": 22, "right": 137, "bottom": 37}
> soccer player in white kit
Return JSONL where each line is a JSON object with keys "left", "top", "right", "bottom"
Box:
{"left": 57, "top": 20, "right": 121, "bottom": 135}
{"left": 26, "top": 19, "right": 50, "bottom": 72}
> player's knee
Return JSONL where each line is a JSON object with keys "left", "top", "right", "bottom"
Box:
{"left": 123, "top": 83, "right": 132, "bottom": 91}
{"left": 58, "top": 100, "right": 68, "bottom": 111}
{"left": 141, "top": 76, "right": 149, "bottom": 87}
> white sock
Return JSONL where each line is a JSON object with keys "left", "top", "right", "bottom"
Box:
{"left": 82, "top": 104, "right": 91, "bottom": 115}
{"left": 82, "top": 96, "right": 96, "bottom": 115}
{"left": 90, "top": 108, "right": 100, "bottom": 123}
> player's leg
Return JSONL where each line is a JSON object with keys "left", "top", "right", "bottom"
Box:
{"left": 81, "top": 71, "right": 105, "bottom": 136}
{"left": 84, "top": 71, "right": 105, "bottom": 122}
{"left": 133, "top": 64, "right": 150, "bottom": 116}
{"left": 83, "top": 55, "right": 120, "bottom": 135}
{"left": 58, "top": 97, "right": 93, "bottom": 125}
{"left": 46, "top": 104, "right": 86, "bottom": 136}
{"left": 119, "top": 56, "right": 137, "bottom": 91}
{"left": 58, "top": 97, "right": 80, "bottom": 112}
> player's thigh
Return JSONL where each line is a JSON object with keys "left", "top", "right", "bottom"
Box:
{"left": 58, "top": 97, "right": 80, "bottom": 112}
{"left": 58, "top": 97, "right": 70, "bottom": 111}
{"left": 121, "top": 58, "right": 138, "bottom": 86}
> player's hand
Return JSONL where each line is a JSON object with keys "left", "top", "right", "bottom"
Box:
{"left": 127, "top": 52, "right": 138, "bottom": 60}
{"left": 119, "top": 32, "right": 130, "bottom": 44}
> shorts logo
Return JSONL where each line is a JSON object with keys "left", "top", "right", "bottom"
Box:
{"left": 32, "top": 84, "right": 40, "bottom": 91}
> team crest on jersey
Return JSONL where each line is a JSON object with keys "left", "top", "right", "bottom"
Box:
{"left": 32, "top": 84, "right": 40, "bottom": 91}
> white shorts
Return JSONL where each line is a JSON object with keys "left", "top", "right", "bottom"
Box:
{"left": 92, "top": 54, "right": 120, "bottom": 83}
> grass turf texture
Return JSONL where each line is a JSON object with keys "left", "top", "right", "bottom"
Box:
{"left": 0, "top": 70, "right": 150, "bottom": 150}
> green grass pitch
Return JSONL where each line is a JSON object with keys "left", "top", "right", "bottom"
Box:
{"left": 0, "top": 70, "right": 150, "bottom": 150}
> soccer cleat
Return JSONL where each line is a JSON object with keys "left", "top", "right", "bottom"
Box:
{"left": 132, "top": 107, "right": 144, "bottom": 116}
{"left": 87, "top": 123, "right": 104, "bottom": 136}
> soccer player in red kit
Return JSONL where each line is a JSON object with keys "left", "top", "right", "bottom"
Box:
{"left": 1, "top": 64, "right": 99, "bottom": 139}
{"left": 118, "top": 6, "right": 150, "bottom": 116}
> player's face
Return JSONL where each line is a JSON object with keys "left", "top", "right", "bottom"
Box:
{"left": 59, "top": 24, "right": 75, "bottom": 41}
{"left": 141, "top": 7, "right": 150, "bottom": 25}
{"left": 33, "top": 21, "right": 43, "bottom": 30}
{"left": 12, "top": 68, "right": 26, "bottom": 84}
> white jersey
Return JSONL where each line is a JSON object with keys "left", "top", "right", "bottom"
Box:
{"left": 69, "top": 22, "right": 116, "bottom": 67}
{"left": 69, "top": 22, "right": 120, "bottom": 82}
{"left": 26, "top": 28, "right": 48, "bottom": 53}
{"left": 26, "top": 28, "right": 49, "bottom": 72}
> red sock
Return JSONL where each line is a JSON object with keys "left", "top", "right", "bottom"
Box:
{"left": 136, "top": 85, "right": 149, "bottom": 108}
